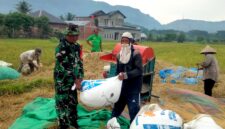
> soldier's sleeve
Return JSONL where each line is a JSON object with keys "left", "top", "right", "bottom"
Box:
{"left": 77, "top": 59, "right": 84, "bottom": 79}
{"left": 79, "top": 45, "right": 84, "bottom": 78}
{"left": 76, "top": 45, "right": 84, "bottom": 79}
{"left": 55, "top": 43, "right": 65, "bottom": 63}
{"left": 55, "top": 43, "right": 69, "bottom": 76}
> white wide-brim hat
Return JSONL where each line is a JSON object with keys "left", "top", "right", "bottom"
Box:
{"left": 200, "top": 45, "right": 216, "bottom": 54}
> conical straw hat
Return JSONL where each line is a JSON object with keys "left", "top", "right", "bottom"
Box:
{"left": 200, "top": 45, "right": 216, "bottom": 54}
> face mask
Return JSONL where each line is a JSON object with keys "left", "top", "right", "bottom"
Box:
{"left": 121, "top": 44, "right": 130, "bottom": 48}
{"left": 119, "top": 44, "right": 131, "bottom": 64}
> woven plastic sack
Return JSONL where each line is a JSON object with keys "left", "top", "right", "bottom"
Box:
{"left": 183, "top": 114, "right": 223, "bottom": 129}
{"left": 0, "top": 66, "right": 20, "bottom": 80}
{"left": 0, "top": 60, "right": 12, "bottom": 67}
{"left": 184, "top": 78, "right": 198, "bottom": 85}
{"left": 80, "top": 76, "right": 122, "bottom": 108}
{"left": 130, "top": 103, "right": 183, "bottom": 129}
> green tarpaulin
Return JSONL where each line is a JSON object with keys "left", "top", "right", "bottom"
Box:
{"left": 0, "top": 66, "right": 20, "bottom": 80}
{"left": 9, "top": 97, "right": 130, "bottom": 129}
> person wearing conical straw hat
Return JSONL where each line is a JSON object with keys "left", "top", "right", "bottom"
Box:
{"left": 197, "top": 45, "right": 219, "bottom": 96}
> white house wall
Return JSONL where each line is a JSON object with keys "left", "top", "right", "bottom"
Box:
{"left": 110, "top": 14, "right": 124, "bottom": 26}
{"left": 97, "top": 15, "right": 109, "bottom": 26}
{"left": 97, "top": 13, "right": 124, "bottom": 27}
{"left": 94, "top": 11, "right": 140, "bottom": 41}
{"left": 100, "top": 28, "right": 141, "bottom": 41}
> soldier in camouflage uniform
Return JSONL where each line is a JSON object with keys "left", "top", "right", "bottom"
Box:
{"left": 54, "top": 24, "right": 84, "bottom": 129}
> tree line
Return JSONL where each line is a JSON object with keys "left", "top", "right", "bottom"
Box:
{"left": 0, "top": 1, "right": 52, "bottom": 38}
{"left": 0, "top": 0, "right": 76, "bottom": 38}
{"left": 0, "top": 12, "right": 52, "bottom": 38}
{"left": 142, "top": 28, "right": 225, "bottom": 43}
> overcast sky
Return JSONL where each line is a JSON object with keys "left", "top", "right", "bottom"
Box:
{"left": 94, "top": 0, "right": 225, "bottom": 24}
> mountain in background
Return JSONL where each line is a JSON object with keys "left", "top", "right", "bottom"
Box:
{"left": 163, "top": 19, "right": 225, "bottom": 33}
{"left": 0, "top": 0, "right": 162, "bottom": 30}
{"left": 0, "top": 0, "right": 225, "bottom": 33}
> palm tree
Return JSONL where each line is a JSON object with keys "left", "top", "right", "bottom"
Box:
{"left": 60, "top": 12, "right": 76, "bottom": 21}
{"left": 65, "top": 12, "right": 75, "bottom": 20}
{"left": 16, "top": 0, "right": 32, "bottom": 14}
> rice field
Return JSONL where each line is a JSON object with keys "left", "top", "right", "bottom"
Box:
{"left": 0, "top": 39, "right": 225, "bottom": 95}
{"left": 1, "top": 39, "right": 225, "bottom": 71}
{"left": 142, "top": 42, "right": 225, "bottom": 72}
{"left": 0, "top": 38, "right": 225, "bottom": 129}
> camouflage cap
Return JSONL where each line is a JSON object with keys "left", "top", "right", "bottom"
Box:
{"left": 63, "top": 24, "right": 79, "bottom": 36}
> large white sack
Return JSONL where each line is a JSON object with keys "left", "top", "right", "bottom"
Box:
{"left": 130, "top": 103, "right": 183, "bottom": 129}
{"left": 0, "top": 60, "right": 12, "bottom": 67}
{"left": 80, "top": 76, "right": 122, "bottom": 108}
{"left": 183, "top": 114, "right": 223, "bottom": 129}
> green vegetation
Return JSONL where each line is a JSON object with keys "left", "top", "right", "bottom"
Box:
{"left": 0, "top": 78, "right": 53, "bottom": 95}
{"left": 144, "top": 30, "right": 225, "bottom": 43}
{"left": 0, "top": 39, "right": 225, "bottom": 95}
{"left": 142, "top": 42, "right": 225, "bottom": 72}
{"left": 0, "top": 1, "right": 53, "bottom": 38}
{"left": 0, "top": 12, "right": 51, "bottom": 38}
{"left": 16, "top": 0, "right": 32, "bottom": 14}
{"left": 60, "top": 12, "right": 76, "bottom": 21}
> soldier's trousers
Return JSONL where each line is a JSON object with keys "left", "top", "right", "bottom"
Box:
{"left": 55, "top": 89, "right": 78, "bottom": 129}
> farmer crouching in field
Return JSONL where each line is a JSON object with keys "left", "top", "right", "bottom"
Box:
{"left": 18, "top": 48, "right": 42, "bottom": 75}
{"left": 197, "top": 45, "right": 219, "bottom": 96}
{"left": 54, "top": 24, "right": 84, "bottom": 129}
{"left": 111, "top": 32, "right": 143, "bottom": 123}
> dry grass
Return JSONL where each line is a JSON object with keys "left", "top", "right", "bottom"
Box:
{"left": 0, "top": 87, "right": 55, "bottom": 129}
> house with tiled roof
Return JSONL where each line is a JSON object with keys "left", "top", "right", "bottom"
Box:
{"left": 30, "top": 10, "right": 67, "bottom": 31}
{"left": 90, "top": 10, "right": 141, "bottom": 40}
{"left": 30, "top": 10, "right": 141, "bottom": 40}
{"left": 70, "top": 10, "right": 141, "bottom": 40}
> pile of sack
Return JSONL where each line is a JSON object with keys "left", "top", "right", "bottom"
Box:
{"left": 107, "top": 103, "right": 223, "bottom": 129}
{"left": 129, "top": 104, "right": 183, "bottom": 129}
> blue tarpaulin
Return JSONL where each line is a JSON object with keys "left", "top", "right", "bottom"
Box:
{"left": 159, "top": 66, "right": 203, "bottom": 85}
